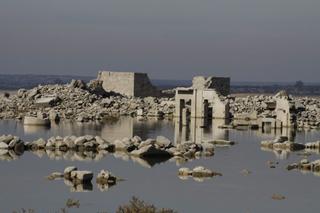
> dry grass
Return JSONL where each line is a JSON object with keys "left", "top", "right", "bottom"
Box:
{"left": 116, "top": 197, "right": 177, "bottom": 213}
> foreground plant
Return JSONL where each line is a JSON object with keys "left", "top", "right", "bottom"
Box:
{"left": 116, "top": 196, "right": 177, "bottom": 213}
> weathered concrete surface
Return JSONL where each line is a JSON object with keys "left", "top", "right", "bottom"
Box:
{"left": 192, "top": 76, "right": 230, "bottom": 96}
{"left": 97, "top": 71, "right": 160, "bottom": 97}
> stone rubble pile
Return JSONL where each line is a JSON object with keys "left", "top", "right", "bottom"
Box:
{"left": 230, "top": 94, "right": 320, "bottom": 129}
{"left": 261, "top": 136, "right": 320, "bottom": 153}
{"left": 110, "top": 135, "right": 215, "bottom": 160}
{"left": 178, "top": 166, "right": 222, "bottom": 181}
{"left": 261, "top": 136, "right": 306, "bottom": 151}
{"left": 0, "top": 135, "right": 221, "bottom": 167}
{"left": 47, "top": 166, "right": 120, "bottom": 192}
{"left": 0, "top": 80, "right": 175, "bottom": 122}
{"left": 287, "top": 159, "right": 320, "bottom": 176}
{"left": 230, "top": 95, "right": 275, "bottom": 115}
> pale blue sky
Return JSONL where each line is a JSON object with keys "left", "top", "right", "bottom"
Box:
{"left": 1, "top": 0, "right": 319, "bottom": 81}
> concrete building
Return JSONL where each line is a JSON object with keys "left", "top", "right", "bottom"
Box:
{"left": 192, "top": 76, "right": 230, "bottom": 96}
{"left": 258, "top": 91, "right": 297, "bottom": 129}
{"left": 97, "top": 71, "right": 159, "bottom": 97}
{"left": 174, "top": 76, "right": 230, "bottom": 120}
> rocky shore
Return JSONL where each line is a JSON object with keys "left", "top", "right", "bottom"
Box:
{"left": 230, "top": 93, "right": 320, "bottom": 129}
{"left": 0, "top": 134, "right": 229, "bottom": 167}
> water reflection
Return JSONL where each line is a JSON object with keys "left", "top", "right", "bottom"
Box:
{"left": 258, "top": 126, "right": 296, "bottom": 141}
{"left": 174, "top": 118, "right": 230, "bottom": 144}
{"left": 22, "top": 117, "right": 231, "bottom": 144}
{"left": 260, "top": 147, "right": 291, "bottom": 160}
{"left": 1, "top": 118, "right": 319, "bottom": 164}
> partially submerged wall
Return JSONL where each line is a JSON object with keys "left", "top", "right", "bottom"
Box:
{"left": 97, "top": 71, "right": 159, "bottom": 97}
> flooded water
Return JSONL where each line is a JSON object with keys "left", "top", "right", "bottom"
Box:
{"left": 1, "top": 117, "right": 320, "bottom": 213}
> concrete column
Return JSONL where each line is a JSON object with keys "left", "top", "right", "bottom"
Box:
{"left": 175, "top": 98, "right": 185, "bottom": 118}
{"left": 182, "top": 108, "right": 189, "bottom": 126}
{"left": 191, "top": 91, "right": 197, "bottom": 118}
{"left": 173, "top": 118, "right": 181, "bottom": 145}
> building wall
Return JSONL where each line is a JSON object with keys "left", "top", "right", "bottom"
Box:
{"left": 134, "top": 73, "right": 160, "bottom": 97}
{"left": 192, "top": 76, "right": 230, "bottom": 96}
{"left": 98, "top": 71, "right": 159, "bottom": 97}
{"left": 210, "top": 77, "right": 230, "bottom": 96}
{"left": 98, "top": 71, "right": 135, "bottom": 96}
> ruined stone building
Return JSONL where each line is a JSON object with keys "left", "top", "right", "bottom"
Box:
{"left": 97, "top": 71, "right": 160, "bottom": 97}
{"left": 175, "top": 76, "right": 230, "bottom": 120}
{"left": 258, "top": 91, "right": 297, "bottom": 129}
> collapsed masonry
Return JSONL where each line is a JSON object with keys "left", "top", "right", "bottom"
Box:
{"left": 97, "top": 71, "right": 160, "bottom": 97}
{"left": 258, "top": 91, "right": 296, "bottom": 129}
{"left": 175, "top": 76, "right": 230, "bottom": 120}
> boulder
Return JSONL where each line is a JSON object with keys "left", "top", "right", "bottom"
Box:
{"left": 64, "top": 166, "right": 78, "bottom": 179}
{"left": 178, "top": 167, "right": 192, "bottom": 176}
{"left": 0, "top": 142, "right": 9, "bottom": 149}
{"left": 113, "top": 140, "right": 130, "bottom": 151}
{"left": 96, "top": 170, "right": 117, "bottom": 184}
{"left": 0, "top": 135, "right": 14, "bottom": 144}
{"left": 130, "top": 144, "right": 172, "bottom": 158}
{"left": 35, "top": 96, "right": 59, "bottom": 107}
{"left": 156, "top": 136, "right": 172, "bottom": 147}
{"left": 69, "top": 79, "right": 86, "bottom": 89}
{"left": 192, "top": 166, "right": 220, "bottom": 177}
{"left": 8, "top": 137, "right": 22, "bottom": 149}
{"left": 70, "top": 171, "right": 93, "bottom": 182}
{"left": 95, "top": 136, "right": 106, "bottom": 145}
{"left": 137, "top": 109, "right": 144, "bottom": 116}
{"left": 31, "top": 138, "right": 46, "bottom": 149}
{"left": 74, "top": 136, "right": 87, "bottom": 146}
{"left": 138, "top": 139, "right": 156, "bottom": 149}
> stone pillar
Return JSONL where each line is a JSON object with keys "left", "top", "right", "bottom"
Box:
{"left": 175, "top": 98, "right": 185, "bottom": 118}
{"left": 190, "top": 91, "right": 197, "bottom": 118}
{"left": 182, "top": 108, "right": 189, "bottom": 126}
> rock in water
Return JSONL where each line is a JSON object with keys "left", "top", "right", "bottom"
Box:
{"left": 0, "top": 142, "right": 8, "bottom": 149}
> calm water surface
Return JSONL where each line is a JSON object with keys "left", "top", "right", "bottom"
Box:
{"left": 0, "top": 117, "right": 320, "bottom": 213}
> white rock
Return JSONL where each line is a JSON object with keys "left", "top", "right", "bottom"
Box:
{"left": 0, "top": 142, "right": 9, "bottom": 149}
{"left": 64, "top": 166, "right": 78, "bottom": 175}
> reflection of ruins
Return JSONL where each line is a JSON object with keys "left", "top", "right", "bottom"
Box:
{"left": 175, "top": 76, "right": 230, "bottom": 120}
{"left": 260, "top": 147, "right": 291, "bottom": 160}
{"left": 100, "top": 117, "right": 174, "bottom": 142}
{"left": 173, "top": 76, "right": 231, "bottom": 144}
{"left": 174, "top": 118, "right": 229, "bottom": 144}
{"left": 255, "top": 126, "right": 296, "bottom": 142}
{"left": 258, "top": 92, "right": 297, "bottom": 129}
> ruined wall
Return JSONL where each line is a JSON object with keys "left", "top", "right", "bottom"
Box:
{"left": 98, "top": 71, "right": 135, "bottom": 96}
{"left": 134, "top": 73, "right": 160, "bottom": 97}
{"left": 211, "top": 77, "right": 230, "bottom": 96}
{"left": 192, "top": 76, "right": 230, "bottom": 96}
{"left": 98, "top": 71, "right": 159, "bottom": 97}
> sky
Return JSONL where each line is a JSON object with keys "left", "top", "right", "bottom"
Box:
{"left": 0, "top": 0, "right": 319, "bottom": 81}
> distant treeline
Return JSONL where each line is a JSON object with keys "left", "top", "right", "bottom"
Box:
{"left": 0, "top": 74, "right": 319, "bottom": 95}
{"left": 231, "top": 81, "right": 320, "bottom": 95}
